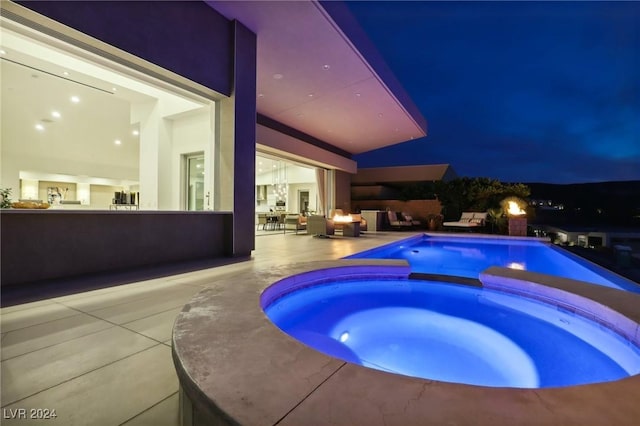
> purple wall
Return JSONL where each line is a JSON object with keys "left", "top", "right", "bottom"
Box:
{"left": 1, "top": 210, "right": 233, "bottom": 286}
{"left": 16, "top": 0, "right": 233, "bottom": 96}
{"left": 5, "top": 1, "right": 258, "bottom": 284}
{"left": 231, "top": 21, "right": 257, "bottom": 256}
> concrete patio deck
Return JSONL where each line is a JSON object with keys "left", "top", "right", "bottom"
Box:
{"left": 1, "top": 231, "right": 416, "bottom": 425}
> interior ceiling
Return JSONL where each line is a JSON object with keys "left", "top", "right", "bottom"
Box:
{"left": 256, "top": 153, "right": 314, "bottom": 180}
{"left": 208, "top": 0, "right": 427, "bottom": 155}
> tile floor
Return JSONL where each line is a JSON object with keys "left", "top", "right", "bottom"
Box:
{"left": 1, "top": 231, "right": 413, "bottom": 425}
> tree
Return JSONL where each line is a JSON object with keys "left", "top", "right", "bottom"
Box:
{"left": 435, "top": 178, "right": 530, "bottom": 221}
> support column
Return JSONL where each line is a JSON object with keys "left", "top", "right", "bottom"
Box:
{"left": 229, "top": 21, "right": 257, "bottom": 256}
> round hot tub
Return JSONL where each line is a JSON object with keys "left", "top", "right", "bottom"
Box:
{"left": 173, "top": 261, "right": 640, "bottom": 425}
{"left": 262, "top": 277, "right": 640, "bottom": 388}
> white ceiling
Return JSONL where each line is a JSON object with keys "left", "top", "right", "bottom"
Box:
{"left": 2, "top": 0, "right": 427, "bottom": 169}
{"left": 208, "top": 0, "right": 427, "bottom": 155}
{"left": 0, "top": 22, "right": 211, "bottom": 183}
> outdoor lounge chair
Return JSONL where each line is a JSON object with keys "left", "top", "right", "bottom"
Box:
{"left": 387, "top": 210, "right": 412, "bottom": 229}
{"left": 401, "top": 212, "right": 421, "bottom": 227}
{"left": 284, "top": 214, "right": 307, "bottom": 234}
{"left": 307, "top": 215, "right": 335, "bottom": 237}
{"left": 443, "top": 212, "right": 487, "bottom": 231}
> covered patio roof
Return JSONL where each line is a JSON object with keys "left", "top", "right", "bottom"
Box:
{"left": 207, "top": 0, "right": 427, "bottom": 155}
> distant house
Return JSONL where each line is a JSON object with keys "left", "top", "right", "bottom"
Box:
{"left": 351, "top": 164, "right": 457, "bottom": 201}
{"left": 347, "top": 164, "right": 457, "bottom": 223}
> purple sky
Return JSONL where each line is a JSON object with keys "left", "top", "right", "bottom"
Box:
{"left": 346, "top": 1, "right": 639, "bottom": 184}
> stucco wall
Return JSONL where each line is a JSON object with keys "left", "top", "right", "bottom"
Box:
{"left": 352, "top": 199, "right": 442, "bottom": 223}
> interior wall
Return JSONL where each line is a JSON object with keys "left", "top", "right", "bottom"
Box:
{"left": 170, "top": 109, "right": 212, "bottom": 210}
{"left": 90, "top": 184, "right": 125, "bottom": 209}
{"left": 38, "top": 181, "right": 77, "bottom": 204}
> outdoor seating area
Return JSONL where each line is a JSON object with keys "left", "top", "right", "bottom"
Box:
{"left": 387, "top": 210, "right": 421, "bottom": 230}
{"left": 283, "top": 214, "right": 307, "bottom": 234}
{"left": 307, "top": 215, "right": 335, "bottom": 237}
{"left": 443, "top": 212, "right": 488, "bottom": 231}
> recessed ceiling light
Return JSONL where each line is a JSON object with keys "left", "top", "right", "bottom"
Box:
{"left": 132, "top": 130, "right": 139, "bottom": 136}
{"left": 112, "top": 87, "right": 117, "bottom": 92}
{"left": 0, "top": 49, "right": 6, "bottom": 55}
{"left": 51, "top": 111, "right": 61, "bottom": 118}
{"left": 322, "top": 64, "right": 330, "bottom": 70}
{"left": 273, "top": 165, "right": 277, "bottom": 168}
{"left": 355, "top": 93, "right": 361, "bottom": 97}
{"left": 273, "top": 73, "right": 283, "bottom": 80}
{"left": 258, "top": 93, "right": 264, "bottom": 98}
{"left": 307, "top": 93, "right": 314, "bottom": 97}
{"left": 196, "top": 164, "right": 202, "bottom": 168}
{"left": 63, "top": 71, "right": 69, "bottom": 76}
{"left": 114, "top": 139, "right": 122, "bottom": 145}
{"left": 71, "top": 96, "right": 80, "bottom": 103}
{"left": 35, "top": 123, "right": 44, "bottom": 131}
{"left": 378, "top": 113, "right": 383, "bottom": 118}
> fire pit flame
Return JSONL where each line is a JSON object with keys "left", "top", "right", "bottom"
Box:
{"left": 507, "top": 201, "right": 526, "bottom": 216}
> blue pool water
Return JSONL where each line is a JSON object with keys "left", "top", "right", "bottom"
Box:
{"left": 264, "top": 278, "right": 640, "bottom": 388}
{"left": 346, "top": 235, "right": 640, "bottom": 293}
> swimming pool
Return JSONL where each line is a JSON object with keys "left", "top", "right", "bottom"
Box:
{"left": 346, "top": 234, "right": 640, "bottom": 292}
{"left": 264, "top": 274, "right": 640, "bottom": 388}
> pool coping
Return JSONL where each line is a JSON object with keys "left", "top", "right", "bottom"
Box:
{"left": 172, "top": 259, "right": 640, "bottom": 425}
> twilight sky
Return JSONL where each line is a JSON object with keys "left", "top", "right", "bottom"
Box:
{"left": 345, "top": 1, "right": 639, "bottom": 184}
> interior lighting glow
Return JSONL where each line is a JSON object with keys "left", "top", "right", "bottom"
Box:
{"left": 0, "top": 49, "right": 6, "bottom": 55}
{"left": 507, "top": 262, "right": 525, "bottom": 270}
{"left": 273, "top": 73, "right": 283, "bottom": 80}
{"left": 35, "top": 123, "right": 44, "bottom": 131}
{"left": 339, "top": 332, "right": 349, "bottom": 343}
{"left": 51, "top": 111, "right": 61, "bottom": 118}
{"left": 322, "top": 64, "right": 330, "bottom": 70}
{"left": 70, "top": 96, "right": 80, "bottom": 103}
{"left": 132, "top": 130, "right": 139, "bottom": 136}
{"left": 114, "top": 139, "right": 122, "bottom": 145}
{"left": 63, "top": 71, "right": 69, "bottom": 76}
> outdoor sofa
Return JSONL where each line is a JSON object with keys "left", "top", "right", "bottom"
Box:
{"left": 443, "top": 212, "right": 488, "bottom": 231}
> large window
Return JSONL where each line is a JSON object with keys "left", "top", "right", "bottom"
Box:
{"left": 0, "top": 20, "right": 217, "bottom": 211}
{"left": 255, "top": 154, "right": 324, "bottom": 230}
